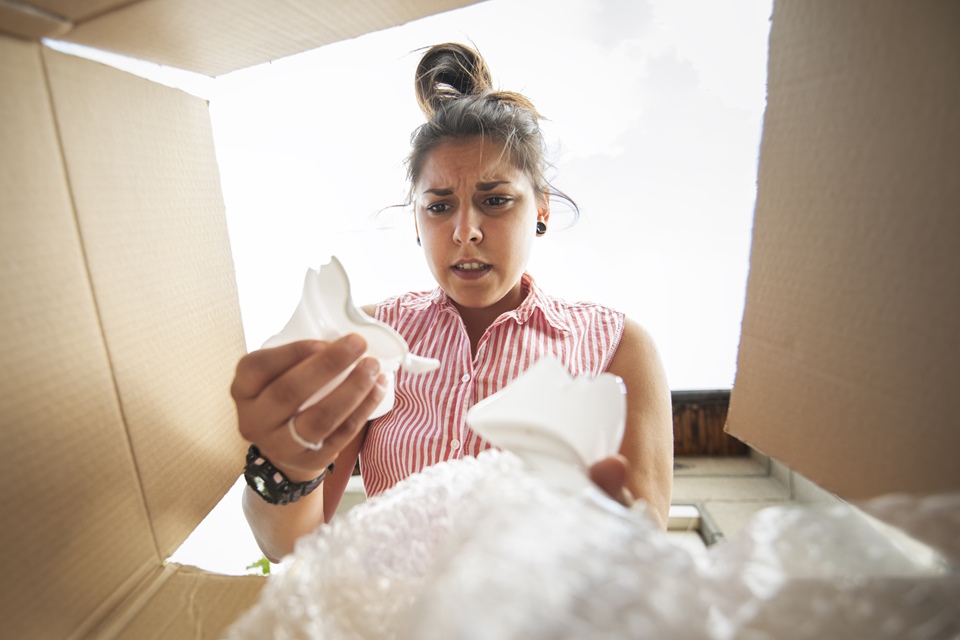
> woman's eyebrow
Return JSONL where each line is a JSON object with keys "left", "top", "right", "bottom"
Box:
{"left": 422, "top": 187, "right": 454, "bottom": 196}
{"left": 476, "top": 180, "right": 510, "bottom": 191}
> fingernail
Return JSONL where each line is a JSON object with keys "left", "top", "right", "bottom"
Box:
{"left": 344, "top": 334, "right": 365, "bottom": 355}
{"left": 375, "top": 373, "right": 389, "bottom": 390}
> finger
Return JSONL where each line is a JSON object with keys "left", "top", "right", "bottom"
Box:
{"left": 280, "top": 357, "right": 382, "bottom": 452}
{"left": 291, "top": 372, "right": 389, "bottom": 471}
{"left": 243, "top": 335, "right": 368, "bottom": 435}
{"left": 264, "top": 371, "right": 389, "bottom": 481}
{"left": 589, "top": 454, "right": 629, "bottom": 502}
{"left": 231, "top": 340, "right": 328, "bottom": 401}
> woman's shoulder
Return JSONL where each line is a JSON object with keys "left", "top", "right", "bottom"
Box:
{"left": 527, "top": 275, "right": 621, "bottom": 317}
{"left": 538, "top": 288, "right": 625, "bottom": 325}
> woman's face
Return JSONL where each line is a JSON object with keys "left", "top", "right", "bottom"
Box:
{"left": 414, "top": 137, "right": 549, "bottom": 316}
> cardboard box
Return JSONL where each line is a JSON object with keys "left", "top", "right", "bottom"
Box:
{"left": 726, "top": 0, "right": 960, "bottom": 500}
{"left": 0, "top": 2, "right": 478, "bottom": 638}
{"left": 1, "top": 0, "right": 957, "bottom": 638}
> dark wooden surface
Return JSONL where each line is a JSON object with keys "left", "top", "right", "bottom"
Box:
{"left": 672, "top": 390, "right": 749, "bottom": 456}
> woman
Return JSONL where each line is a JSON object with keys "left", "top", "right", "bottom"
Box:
{"left": 233, "top": 43, "right": 673, "bottom": 562}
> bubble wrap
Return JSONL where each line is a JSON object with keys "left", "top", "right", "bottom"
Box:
{"left": 225, "top": 451, "right": 960, "bottom": 640}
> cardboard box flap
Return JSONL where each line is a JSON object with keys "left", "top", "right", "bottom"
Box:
{"left": 19, "top": 0, "right": 134, "bottom": 21}
{"left": 0, "top": 1, "right": 71, "bottom": 39}
{"left": 2, "top": 0, "right": 482, "bottom": 74}
{"left": 0, "top": 0, "right": 135, "bottom": 39}
{"left": 89, "top": 564, "right": 265, "bottom": 640}
{"left": 727, "top": 0, "right": 960, "bottom": 500}
{"left": 0, "top": 36, "right": 158, "bottom": 640}
{"left": 42, "top": 45, "right": 249, "bottom": 558}
{"left": 58, "top": 0, "right": 483, "bottom": 76}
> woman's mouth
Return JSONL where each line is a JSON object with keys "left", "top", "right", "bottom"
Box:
{"left": 451, "top": 262, "right": 491, "bottom": 279}
{"left": 453, "top": 262, "right": 490, "bottom": 271}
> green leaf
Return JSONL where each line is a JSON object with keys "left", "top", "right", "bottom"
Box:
{"left": 245, "top": 555, "right": 272, "bottom": 576}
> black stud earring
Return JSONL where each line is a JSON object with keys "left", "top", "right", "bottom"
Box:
{"left": 416, "top": 236, "right": 421, "bottom": 246}
{"left": 536, "top": 221, "right": 547, "bottom": 236}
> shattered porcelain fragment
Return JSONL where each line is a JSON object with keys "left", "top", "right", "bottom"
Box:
{"left": 262, "top": 256, "right": 440, "bottom": 418}
{"left": 467, "top": 356, "right": 626, "bottom": 492}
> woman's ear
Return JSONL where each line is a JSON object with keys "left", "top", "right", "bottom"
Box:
{"left": 538, "top": 191, "right": 551, "bottom": 223}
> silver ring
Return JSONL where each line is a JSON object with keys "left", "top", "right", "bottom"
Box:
{"left": 287, "top": 414, "right": 324, "bottom": 451}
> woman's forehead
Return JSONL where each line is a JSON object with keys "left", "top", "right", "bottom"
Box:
{"left": 418, "top": 138, "right": 528, "bottom": 187}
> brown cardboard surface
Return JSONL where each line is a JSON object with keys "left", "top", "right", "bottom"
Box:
{"left": 28, "top": 0, "right": 137, "bottom": 21}
{"left": 0, "top": 0, "right": 137, "bottom": 39}
{"left": 727, "top": 0, "right": 960, "bottom": 499}
{"left": 42, "top": 46, "right": 249, "bottom": 559}
{"left": 90, "top": 565, "right": 264, "bottom": 639}
{"left": 60, "top": 0, "right": 483, "bottom": 76}
{"left": 0, "top": 36, "right": 158, "bottom": 639}
{"left": 0, "top": 1, "right": 72, "bottom": 39}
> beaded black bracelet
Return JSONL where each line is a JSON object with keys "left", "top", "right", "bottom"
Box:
{"left": 244, "top": 444, "right": 335, "bottom": 505}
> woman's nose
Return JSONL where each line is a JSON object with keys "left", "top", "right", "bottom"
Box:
{"left": 452, "top": 206, "right": 482, "bottom": 245}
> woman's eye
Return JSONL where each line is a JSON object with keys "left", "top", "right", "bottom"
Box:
{"left": 484, "top": 196, "right": 511, "bottom": 207}
{"left": 426, "top": 203, "right": 450, "bottom": 214}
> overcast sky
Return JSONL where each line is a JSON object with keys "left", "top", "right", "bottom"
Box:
{"left": 55, "top": 0, "right": 772, "bottom": 574}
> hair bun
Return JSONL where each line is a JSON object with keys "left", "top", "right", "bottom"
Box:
{"left": 415, "top": 43, "right": 493, "bottom": 118}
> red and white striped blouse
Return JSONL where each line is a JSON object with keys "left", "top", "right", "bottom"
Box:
{"left": 359, "top": 273, "right": 625, "bottom": 497}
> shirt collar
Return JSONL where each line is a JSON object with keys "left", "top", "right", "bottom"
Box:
{"left": 513, "top": 273, "right": 572, "bottom": 333}
{"left": 416, "top": 273, "right": 572, "bottom": 333}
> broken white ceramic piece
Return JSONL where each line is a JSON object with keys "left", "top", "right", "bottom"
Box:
{"left": 262, "top": 256, "right": 440, "bottom": 418}
{"left": 466, "top": 357, "right": 627, "bottom": 493}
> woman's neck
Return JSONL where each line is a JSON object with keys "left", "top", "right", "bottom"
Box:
{"left": 452, "top": 281, "right": 527, "bottom": 357}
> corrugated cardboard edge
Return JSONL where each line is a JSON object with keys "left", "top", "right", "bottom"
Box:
{"left": 726, "top": 0, "right": 960, "bottom": 499}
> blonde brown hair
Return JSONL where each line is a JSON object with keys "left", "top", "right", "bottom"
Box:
{"left": 407, "top": 43, "right": 577, "bottom": 216}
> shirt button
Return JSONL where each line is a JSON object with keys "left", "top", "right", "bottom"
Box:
{"left": 461, "top": 373, "right": 471, "bottom": 383}
{"left": 450, "top": 439, "right": 461, "bottom": 450}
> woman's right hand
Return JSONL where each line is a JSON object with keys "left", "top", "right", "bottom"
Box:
{"left": 231, "top": 334, "right": 388, "bottom": 482}
{"left": 589, "top": 454, "right": 635, "bottom": 508}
